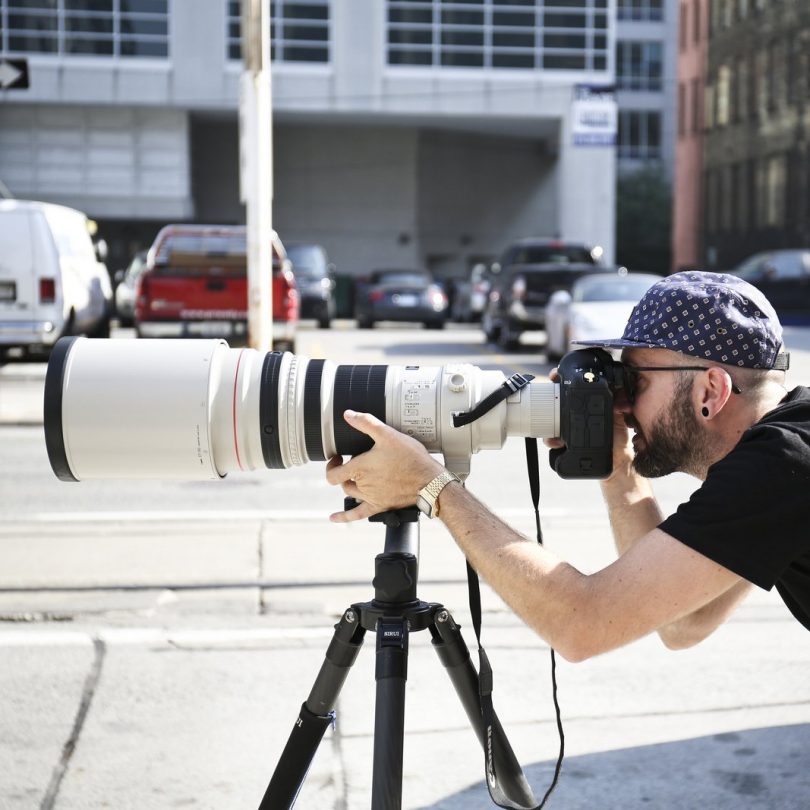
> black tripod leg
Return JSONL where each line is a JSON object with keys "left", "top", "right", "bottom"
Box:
{"left": 258, "top": 609, "right": 366, "bottom": 810}
{"left": 371, "top": 617, "right": 409, "bottom": 810}
{"left": 431, "top": 609, "right": 536, "bottom": 808}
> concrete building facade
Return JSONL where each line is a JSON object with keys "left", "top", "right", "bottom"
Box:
{"left": 698, "top": 0, "right": 810, "bottom": 271}
{"left": 615, "top": 0, "right": 678, "bottom": 177}
{"left": 672, "top": 0, "right": 708, "bottom": 272}
{"left": 0, "top": 0, "right": 618, "bottom": 280}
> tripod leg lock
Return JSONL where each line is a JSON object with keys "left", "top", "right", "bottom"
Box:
{"left": 297, "top": 703, "right": 337, "bottom": 734}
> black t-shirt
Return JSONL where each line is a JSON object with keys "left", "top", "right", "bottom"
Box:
{"left": 659, "top": 387, "right": 810, "bottom": 631}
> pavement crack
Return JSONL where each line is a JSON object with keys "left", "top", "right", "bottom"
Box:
{"left": 39, "top": 636, "right": 106, "bottom": 810}
{"left": 258, "top": 521, "right": 268, "bottom": 615}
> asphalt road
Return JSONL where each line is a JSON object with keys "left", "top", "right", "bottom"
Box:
{"left": 1, "top": 322, "right": 809, "bottom": 809}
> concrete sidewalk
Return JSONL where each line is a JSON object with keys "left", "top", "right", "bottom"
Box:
{"left": 1, "top": 512, "right": 809, "bottom": 809}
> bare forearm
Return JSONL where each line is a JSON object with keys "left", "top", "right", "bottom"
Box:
{"left": 600, "top": 465, "right": 664, "bottom": 555}
{"left": 658, "top": 579, "right": 752, "bottom": 649}
{"left": 436, "top": 482, "right": 596, "bottom": 661}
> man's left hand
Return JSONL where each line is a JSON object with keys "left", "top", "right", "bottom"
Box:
{"left": 325, "top": 410, "right": 445, "bottom": 522}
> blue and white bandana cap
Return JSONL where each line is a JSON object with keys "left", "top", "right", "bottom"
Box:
{"left": 573, "top": 271, "right": 790, "bottom": 370}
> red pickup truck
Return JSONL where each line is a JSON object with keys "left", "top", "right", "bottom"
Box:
{"left": 135, "top": 224, "right": 298, "bottom": 351}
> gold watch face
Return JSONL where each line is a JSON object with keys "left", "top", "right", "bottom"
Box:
{"left": 416, "top": 493, "right": 433, "bottom": 517}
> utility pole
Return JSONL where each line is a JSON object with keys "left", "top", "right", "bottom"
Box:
{"left": 240, "top": 0, "right": 273, "bottom": 350}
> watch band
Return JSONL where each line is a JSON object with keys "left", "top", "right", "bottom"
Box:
{"left": 416, "top": 470, "right": 460, "bottom": 519}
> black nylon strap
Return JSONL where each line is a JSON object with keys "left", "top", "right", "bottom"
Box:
{"left": 463, "top": 438, "right": 565, "bottom": 809}
{"left": 453, "top": 374, "right": 534, "bottom": 428}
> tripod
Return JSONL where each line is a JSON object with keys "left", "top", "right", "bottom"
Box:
{"left": 259, "top": 504, "right": 537, "bottom": 810}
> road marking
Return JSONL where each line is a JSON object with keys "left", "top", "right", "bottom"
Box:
{"left": 3, "top": 507, "right": 575, "bottom": 523}
{"left": 0, "top": 625, "right": 337, "bottom": 647}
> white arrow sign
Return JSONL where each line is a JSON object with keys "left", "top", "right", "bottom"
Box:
{"left": 0, "top": 59, "right": 29, "bottom": 90}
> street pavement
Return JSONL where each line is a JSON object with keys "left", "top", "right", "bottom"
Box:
{"left": 1, "top": 325, "right": 809, "bottom": 809}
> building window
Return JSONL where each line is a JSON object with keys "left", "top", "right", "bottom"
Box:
{"left": 764, "top": 154, "right": 786, "bottom": 227}
{"left": 735, "top": 56, "right": 748, "bottom": 123}
{"left": 678, "top": 81, "right": 686, "bottom": 137}
{"left": 734, "top": 162, "right": 749, "bottom": 231}
{"left": 617, "top": 0, "right": 663, "bottom": 22}
{"left": 692, "top": 0, "right": 700, "bottom": 43}
{"left": 691, "top": 76, "right": 701, "bottom": 132}
{"left": 386, "top": 0, "right": 609, "bottom": 71}
{"left": 0, "top": 0, "right": 169, "bottom": 58}
{"left": 715, "top": 64, "right": 731, "bottom": 126}
{"left": 618, "top": 110, "right": 661, "bottom": 159}
{"left": 227, "top": 0, "right": 331, "bottom": 64}
{"left": 679, "top": 3, "right": 687, "bottom": 52}
{"left": 616, "top": 41, "right": 662, "bottom": 91}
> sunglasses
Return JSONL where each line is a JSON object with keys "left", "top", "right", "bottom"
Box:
{"left": 621, "top": 364, "right": 742, "bottom": 404}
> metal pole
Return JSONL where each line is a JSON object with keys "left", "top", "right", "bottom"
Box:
{"left": 240, "top": 0, "right": 273, "bottom": 351}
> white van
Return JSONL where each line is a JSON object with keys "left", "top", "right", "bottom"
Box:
{"left": 0, "top": 200, "right": 112, "bottom": 358}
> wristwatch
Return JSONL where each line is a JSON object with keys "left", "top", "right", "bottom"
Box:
{"left": 416, "top": 470, "right": 461, "bottom": 519}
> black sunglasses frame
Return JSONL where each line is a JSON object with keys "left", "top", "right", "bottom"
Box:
{"left": 621, "top": 364, "right": 742, "bottom": 403}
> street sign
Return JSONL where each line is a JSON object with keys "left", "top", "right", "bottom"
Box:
{"left": 0, "top": 59, "right": 29, "bottom": 90}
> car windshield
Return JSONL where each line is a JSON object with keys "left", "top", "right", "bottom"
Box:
{"left": 733, "top": 251, "right": 810, "bottom": 281}
{"left": 157, "top": 232, "right": 246, "bottom": 261}
{"left": 573, "top": 275, "right": 658, "bottom": 303}
{"left": 373, "top": 271, "right": 430, "bottom": 287}
{"left": 514, "top": 245, "right": 595, "bottom": 265}
{"left": 125, "top": 253, "right": 146, "bottom": 283}
{"left": 287, "top": 245, "right": 326, "bottom": 278}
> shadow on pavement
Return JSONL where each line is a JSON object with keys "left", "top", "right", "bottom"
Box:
{"left": 421, "top": 723, "right": 810, "bottom": 809}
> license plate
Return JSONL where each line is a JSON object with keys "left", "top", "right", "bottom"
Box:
{"left": 394, "top": 294, "right": 418, "bottom": 307}
{"left": 189, "top": 321, "right": 232, "bottom": 336}
{"left": 0, "top": 281, "right": 16, "bottom": 302}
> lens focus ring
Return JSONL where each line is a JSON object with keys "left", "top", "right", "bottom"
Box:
{"left": 332, "top": 365, "right": 387, "bottom": 455}
{"left": 260, "top": 352, "right": 285, "bottom": 469}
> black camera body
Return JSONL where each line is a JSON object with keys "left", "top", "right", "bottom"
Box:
{"left": 550, "top": 348, "right": 622, "bottom": 479}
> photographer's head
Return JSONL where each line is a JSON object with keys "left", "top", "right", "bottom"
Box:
{"left": 577, "top": 271, "right": 790, "bottom": 479}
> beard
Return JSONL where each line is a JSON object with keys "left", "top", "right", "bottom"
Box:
{"left": 629, "top": 376, "right": 709, "bottom": 478}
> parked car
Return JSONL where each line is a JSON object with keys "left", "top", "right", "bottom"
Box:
{"left": 0, "top": 199, "right": 112, "bottom": 360}
{"left": 286, "top": 243, "right": 336, "bottom": 328}
{"left": 482, "top": 237, "right": 609, "bottom": 349}
{"left": 135, "top": 225, "right": 298, "bottom": 351}
{"left": 729, "top": 249, "right": 810, "bottom": 325}
{"left": 545, "top": 271, "right": 661, "bottom": 360}
{"left": 449, "top": 262, "right": 495, "bottom": 323}
{"left": 355, "top": 269, "right": 448, "bottom": 329}
{"left": 114, "top": 250, "right": 147, "bottom": 326}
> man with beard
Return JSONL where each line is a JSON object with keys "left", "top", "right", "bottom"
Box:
{"left": 326, "top": 272, "right": 810, "bottom": 659}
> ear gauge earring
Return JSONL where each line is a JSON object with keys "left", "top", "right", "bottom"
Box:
{"left": 701, "top": 406, "right": 710, "bottom": 418}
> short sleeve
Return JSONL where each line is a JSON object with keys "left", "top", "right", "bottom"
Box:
{"left": 659, "top": 426, "right": 810, "bottom": 590}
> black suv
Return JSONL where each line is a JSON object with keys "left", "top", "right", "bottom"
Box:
{"left": 482, "top": 238, "right": 609, "bottom": 349}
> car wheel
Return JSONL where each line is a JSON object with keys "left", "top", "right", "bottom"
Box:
{"left": 275, "top": 339, "right": 295, "bottom": 353}
{"left": 497, "top": 327, "right": 519, "bottom": 351}
{"left": 89, "top": 314, "right": 111, "bottom": 339}
{"left": 425, "top": 321, "right": 445, "bottom": 330}
{"left": 357, "top": 318, "right": 373, "bottom": 329}
{"left": 318, "top": 316, "right": 331, "bottom": 329}
{"left": 482, "top": 313, "right": 500, "bottom": 343}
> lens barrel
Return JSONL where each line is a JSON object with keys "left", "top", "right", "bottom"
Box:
{"left": 43, "top": 338, "right": 560, "bottom": 481}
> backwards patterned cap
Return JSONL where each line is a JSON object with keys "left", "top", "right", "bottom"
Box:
{"left": 574, "top": 271, "right": 790, "bottom": 370}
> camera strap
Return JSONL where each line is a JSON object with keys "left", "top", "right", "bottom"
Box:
{"left": 465, "top": 437, "right": 565, "bottom": 810}
{"left": 452, "top": 373, "right": 535, "bottom": 428}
